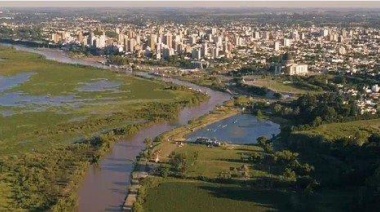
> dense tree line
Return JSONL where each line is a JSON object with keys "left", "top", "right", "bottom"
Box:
{"left": 272, "top": 93, "right": 367, "bottom": 127}
{"left": 280, "top": 131, "right": 380, "bottom": 211}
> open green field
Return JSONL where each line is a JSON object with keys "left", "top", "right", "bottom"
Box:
{"left": 0, "top": 46, "right": 206, "bottom": 211}
{"left": 144, "top": 179, "right": 289, "bottom": 212}
{"left": 244, "top": 78, "right": 310, "bottom": 94}
{"left": 144, "top": 178, "right": 353, "bottom": 212}
{"left": 296, "top": 119, "right": 380, "bottom": 143}
{"left": 142, "top": 142, "right": 352, "bottom": 212}
{"left": 172, "top": 144, "right": 265, "bottom": 178}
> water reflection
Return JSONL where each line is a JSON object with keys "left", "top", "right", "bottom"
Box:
{"left": 187, "top": 114, "right": 281, "bottom": 144}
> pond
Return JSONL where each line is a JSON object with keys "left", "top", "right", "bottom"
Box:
{"left": 0, "top": 72, "right": 35, "bottom": 92}
{"left": 187, "top": 114, "right": 281, "bottom": 144}
{"left": 77, "top": 79, "right": 122, "bottom": 93}
{"left": 0, "top": 92, "right": 77, "bottom": 108}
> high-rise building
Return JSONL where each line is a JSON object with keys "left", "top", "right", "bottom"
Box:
{"left": 95, "top": 33, "right": 106, "bottom": 48}
{"left": 77, "top": 31, "right": 84, "bottom": 44}
{"left": 148, "top": 34, "right": 157, "bottom": 50}
{"left": 162, "top": 47, "right": 174, "bottom": 60}
{"left": 128, "top": 39, "right": 136, "bottom": 52}
{"left": 164, "top": 33, "right": 172, "bottom": 48}
{"left": 190, "top": 35, "right": 197, "bottom": 45}
{"left": 235, "top": 35, "right": 240, "bottom": 47}
{"left": 263, "top": 31, "right": 270, "bottom": 40}
{"left": 201, "top": 42, "right": 208, "bottom": 57}
{"left": 89, "top": 31, "right": 95, "bottom": 46}
{"left": 254, "top": 31, "right": 260, "bottom": 39}
{"left": 192, "top": 48, "right": 201, "bottom": 60}
{"left": 214, "top": 35, "right": 223, "bottom": 46}
{"left": 322, "top": 29, "right": 329, "bottom": 37}
{"left": 118, "top": 33, "right": 125, "bottom": 45}
{"left": 212, "top": 47, "right": 219, "bottom": 58}
{"left": 292, "top": 30, "right": 299, "bottom": 40}
{"left": 211, "top": 28, "right": 217, "bottom": 35}
{"left": 156, "top": 48, "right": 161, "bottom": 60}
{"left": 283, "top": 38, "right": 292, "bottom": 47}
{"left": 300, "top": 33, "right": 306, "bottom": 40}
{"left": 274, "top": 41, "right": 280, "bottom": 51}
{"left": 123, "top": 37, "right": 128, "bottom": 52}
{"left": 136, "top": 35, "right": 141, "bottom": 45}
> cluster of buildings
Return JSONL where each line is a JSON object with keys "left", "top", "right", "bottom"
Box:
{"left": 341, "top": 84, "right": 380, "bottom": 115}
{"left": 50, "top": 25, "right": 235, "bottom": 61}
{"left": 44, "top": 20, "right": 377, "bottom": 76}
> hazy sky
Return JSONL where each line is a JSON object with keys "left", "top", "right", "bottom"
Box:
{"left": 0, "top": 1, "right": 379, "bottom": 8}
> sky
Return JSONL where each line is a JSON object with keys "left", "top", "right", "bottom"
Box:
{"left": 0, "top": 1, "right": 379, "bottom": 8}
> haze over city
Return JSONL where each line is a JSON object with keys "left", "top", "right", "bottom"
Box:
{"left": 1, "top": 1, "right": 380, "bottom": 8}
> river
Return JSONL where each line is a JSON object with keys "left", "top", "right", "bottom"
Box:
{"left": 1, "top": 44, "right": 232, "bottom": 211}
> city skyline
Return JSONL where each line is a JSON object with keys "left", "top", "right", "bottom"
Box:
{"left": 1, "top": 1, "right": 380, "bottom": 8}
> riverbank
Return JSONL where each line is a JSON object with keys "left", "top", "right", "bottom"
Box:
{"left": 0, "top": 45, "right": 218, "bottom": 211}
{"left": 125, "top": 101, "right": 238, "bottom": 210}
{"left": 125, "top": 97, "right": 285, "bottom": 211}
{"left": 153, "top": 101, "right": 240, "bottom": 160}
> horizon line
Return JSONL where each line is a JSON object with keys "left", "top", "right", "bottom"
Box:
{"left": 1, "top": 1, "right": 380, "bottom": 9}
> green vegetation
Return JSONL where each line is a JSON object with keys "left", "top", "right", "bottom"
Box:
{"left": 244, "top": 77, "right": 314, "bottom": 94}
{"left": 0, "top": 46, "right": 207, "bottom": 210}
{"left": 236, "top": 75, "right": 336, "bottom": 97}
{"left": 144, "top": 179, "right": 291, "bottom": 212}
{"left": 138, "top": 92, "right": 380, "bottom": 211}
{"left": 142, "top": 140, "right": 349, "bottom": 211}
{"left": 136, "top": 98, "right": 345, "bottom": 211}
{"left": 296, "top": 118, "right": 380, "bottom": 143}
{"left": 0, "top": 46, "right": 205, "bottom": 154}
{"left": 269, "top": 92, "right": 380, "bottom": 129}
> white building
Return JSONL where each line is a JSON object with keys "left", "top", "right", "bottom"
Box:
{"left": 283, "top": 38, "right": 292, "bottom": 47}
{"left": 201, "top": 42, "right": 208, "bottom": 57}
{"left": 274, "top": 41, "right": 280, "bottom": 51}
{"left": 287, "top": 64, "right": 308, "bottom": 76}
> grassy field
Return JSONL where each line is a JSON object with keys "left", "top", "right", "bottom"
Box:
{"left": 143, "top": 142, "right": 351, "bottom": 212}
{"left": 296, "top": 119, "right": 380, "bottom": 143}
{"left": 144, "top": 179, "right": 290, "bottom": 212}
{"left": 244, "top": 77, "right": 318, "bottom": 94}
{"left": 0, "top": 46, "right": 206, "bottom": 210}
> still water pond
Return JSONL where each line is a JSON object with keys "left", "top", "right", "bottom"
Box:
{"left": 0, "top": 72, "right": 35, "bottom": 92}
{"left": 187, "top": 114, "right": 281, "bottom": 144}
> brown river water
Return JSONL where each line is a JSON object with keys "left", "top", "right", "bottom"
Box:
{"left": 1, "top": 44, "right": 232, "bottom": 211}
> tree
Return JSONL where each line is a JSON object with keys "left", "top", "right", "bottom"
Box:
{"left": 275, "top": 150, "right": 299, "bottom": 164}
{"left": 284, "top": 168, "right": 297, "bottom": 182}
{"left": 169, "top": 153, "right": 189, "bottom": 175}
{"left": 158, "top": 166, "right": 170, "bottom": 178}
{"left": 368, "top": 133, "right": 380, "bottom": 147}
{"left": 144, "top": 138, "right": 153, "bottom": 148}
{"left": 257, "top": 136, "right": 269, "bottom": 147}
{"left": 153, "top": 136, "right": 163, "bottom": 143}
